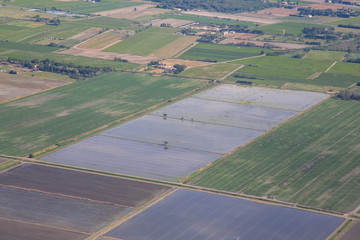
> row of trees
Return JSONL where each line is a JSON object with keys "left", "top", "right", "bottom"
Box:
{"left": 297, "top": 7, "right": 360, "bottom": 18}
{"left": 6, "top": 57, "right": 113, "bottom": 79}
{"left": 151, "top": 0, "right": 278, "bottom": 13}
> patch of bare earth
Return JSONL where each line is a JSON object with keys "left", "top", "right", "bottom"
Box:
{"left": 219, "top": 39, "right": 307, "bottom": 49}
{"left": 183, "top": 11, "right": 282, "bottom": 25}
{"left": 0, "top": 73, "right": 68, "bottom": 103}
{"left": 94, "top": 4, "right": 171, "bottom": 19}
{"left": 224, "top": 33, "right": 258, "bottom": 40}
{"left": 59, "top": 48, "right": 159, "bottom": 64}
{"left": 257, "top": 7, "right": 299, "bottom": 17}
{"left": 151, "top": 18, "right": 193, "bottom": 28}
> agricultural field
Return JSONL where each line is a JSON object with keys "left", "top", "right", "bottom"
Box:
{"left": 0, "top": 41, "right": 60, "bottom": 53}
{"left": 178, "top": 43, "right": 268, "bottom": 62}
{"left": 253, "top": 22, "right": 322, "bottom": 35}
{"left": 189, "top": 99, "right": 360, "bottom": 212}
{"left": 103, "top": 189, "right": 344, "bottom": 240}
{"left": 327, "top": 16, "right": 360, "bottom": 25}
{"left": 303, "top": 50, "right": 346, "bottom": 62}
{"left": 76, "top": 30, "right": 131, "bottom": 50}
{"left": 0, "top": 72, "right": 69, "bottom": 103}
{"left": 179, "top": 63, "right": 241, "bottom": 79}
{"left": 328, "top": 62, "right": 360, "bottom": 76}
{"left": 0, "top": 163, "right": 170, "bottom": 238}
{"left": 0, "top": 72, "right": 204, "bottom": 156}
{"left": 42, "top": 84, "right": 327, "bottom": 181}
{"left": 103, "top": 27, "right": 181, "bottom": 56}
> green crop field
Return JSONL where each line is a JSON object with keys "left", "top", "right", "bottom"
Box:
{"left": 303, "top": 50, "right": 345, "bottom": 62}
{"left": 180, "top": 63, "right": 240, "bottom": 79}
{"left": 0, "top": 72, "right": 204, "bottom": 156}
{"left": 0, "top": 50, "right": 138, "bottom": 70}
{"left": 0, "top": 41, "right": 60, "bottom": 53}
{"left": 188, "top": 99, "right": 360, "bottom": 212}
{"left": 232, "top": 56, "right": 333, "bottom": 72}
{"left": 161, "top": 14, "right": 257, "bottom": 27}
{"left": 69, "top": 17, "right": 134, "bottom": 29}
{"left": 328, "top": 62, "right": 360, "bottom": 76}
{"left": 178, "top": 43, "right": 269, "bottom": 62}
{"left": 327, "top": 16, "right": 360, "bottom": 26}
{"left": 236, "top": 65, "right": 313, "bottom": 78}
{"left": 254, "top": 22, "right": 322, "bottom": 35}
{"left": 104, "top": 27, "right": 180, "bottom": 55}
{"left": 69, "top": 2, "right": 140, "bottom": 14}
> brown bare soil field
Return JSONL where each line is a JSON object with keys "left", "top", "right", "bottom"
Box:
{"left": 0, "top": 72, "right": 68, "bottom": 103}
{"left": 60, "top": 47, "right": 158, "bottom": 64}
{"left": 225, "top": 33, "right": 258, "bottom": 40}
{"left": 77, "top": 30, "right": 133, "bottom": 50}
{"left": 161, "top": 59, "right": 212, "bottom": 68}
{"left": 95, "top": 4, "right": 172, "bottom": 20}
{"left": 340, "top": 222, "right": 360, "bottom": 240}
{"left": 257, "top": 7, "right": 299, "bottom": 17}
{"left": 183, "top": 11, "right": 281, "bottom": 25}
{"left": 219, "top": 39, "right": 307, "bottom": 49}
{"left": 151, "top": 35, "right": 198, "bottom": 59}
{"left": 69, "top": 27, "right": 103, "bottom": 42}
{"left": 0, "top": 163, "right": 171, "bottom": 207}
{"left": 0, "top": 218, "right": 88, "bottom": 240}
{"left": 151, "top": 18, "right": 193, "bottom": 27}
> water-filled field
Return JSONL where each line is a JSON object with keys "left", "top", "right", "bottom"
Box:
{"left": 43, "top": 84, "right": 328, "bottom": 181}
{"left": 104, "top": 189, "right": 344, "bottom": 240}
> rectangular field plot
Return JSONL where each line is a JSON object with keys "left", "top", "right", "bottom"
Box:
{"left": 0, "top": 186, "right": 132, "bottom": 233}
{"left": 101, "top": 115, "right": 263, "bottom": 154}
{"left": 0, "top": 163, "right": 170, "bottom": 207}
{"left": 0, "top": 218, "right": 88, "bottom": 240}
{"left": 104, "top": 189, "right": 344, "bottom": 240}
{"left": 150, "top": 97, "right": 298, "bottom": 131}
{"left": 195, "top": 84, "right": 329, "bottom": 111}
{"left": 42, "top": 136, "right": 222, "bottom": 181}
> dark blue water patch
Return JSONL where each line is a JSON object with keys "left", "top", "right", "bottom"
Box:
{"left": 105, "top": 189, "right": 344, "bottom": 240}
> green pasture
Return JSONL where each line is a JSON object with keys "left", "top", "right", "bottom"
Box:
{"left": 236, "top": 65, "right": 312, "bottom": 78}
{"left": 328, "top": 62, "right": 360, "bottom": 76}
{"left": 0, "top": 72, "right": 204, "bottom": 156}
{"left": 104, "top": 27, "right": 180, "bottom": 55}
{"left": 327, "top": 16, "right": 360, "bottom": 26}
{"left": 189, "top": 99, "right": 360, "bottom": 212}
{"left": 161, "top": 14, "right": 257, "bottom": 27}
{"left": 179, "top": 63, "right": 240, "bottom": 79}
{"left": 254, "top": 22, "right": 323, "bottom": 35}
{"left": 232, "top": 56, "right": 333, "bottom": 72}
{"left": 303, "top": 50, "right": 345, "bottom": 62}
{"left": 178, "top": 43, "right": 269, "bottom": 62}
{"left": 69, "top": 17, "right": 134, "bottom": 29}
{"left": 68, "top": 1, "right": 140, "bottom": 14}
{"left": 0, "top": 41, "right": 60, "bottom": 53}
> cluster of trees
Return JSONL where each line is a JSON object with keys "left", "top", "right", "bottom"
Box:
{"left": 150, "top": 0, "right": 278, "bottom": 13}
{"left": 173, "top": 64, "right": 186, "bottom": 74}
{"left": 346, "top": 57, "right": 360, "bottom": 63}
{"left": 6, "top": 57, "right": 113, "bottom": 79}
{"left": 301, "top": 27, "right": 338, "bottom": 41}
{"left": 113, "top": 57, "right": 128, "bottom": 62}
{"left": 336, "top": 89, "right": 360, "bottom": 100}
{"left": 338, "top": 24, "right": 360, "bottom": 29}
{"left": 297, "top": 7, "right": 360, "bottom": 18}
{"left": 160, "top": 23, "right": 172, "bottom": 28}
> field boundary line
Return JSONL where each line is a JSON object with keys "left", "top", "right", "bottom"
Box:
{"left": 0, "top": 183, "right": 134, "bottom": 209}
{"left": 219, "top": 64, "right": 244, "bottom": 81}
{"left": 173, "top": 41, "right": 199, "bottom": 58}
{"left": 325, "top": 61, "right": 337, "bottom": 73}
{"left": 0, "top": 161, "right": 21, "bottom": 174}
{"left": 224, "top": 53, "right": 266, "bottom": 63}
{"left": 0, "top": 216, "right": 90, "bottom": 235}
{"left": 306, "top": 71, "right": 322, "bottom": 79}
{"left": 85, "top": 188, "right": 178, "bottom": 240}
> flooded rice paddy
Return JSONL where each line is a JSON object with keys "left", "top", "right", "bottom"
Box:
{"left": 104, "top": 189, "right": 343, "bottom": 240}
{"left": 43, "top": 84, "right": 328, "bottom": 181}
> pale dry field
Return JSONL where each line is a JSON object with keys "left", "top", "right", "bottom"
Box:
{"left": 0, "top": 72, "right": 68, "bottom": 103}
{"left": 69, "top": 27, "right": 103, "bottom": 41}
{"left": 60, "top": 48, "right": 159, "bottom": 64}
{"left": 183, "top": 11, "right": 281, "bottom": 25}
{"left": 257, "top": 7, "right": 299, "bottom": 17}
{"left": 219, "top": 39, "right": 307, "bottom": 49}
{"left": 95, "top": 4, "right": 171, "bottom": 19}
{"left": 224, "top": 33, "right": 258, "bottom": 40}
{"left": 151, "top": 18, "right": 193, "bottom": 27}
{"left": 77, "top": 30, "right": 133, "bottom": 50}
{"left": 151, "top": 36, "right": 198, "bottom": 59}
